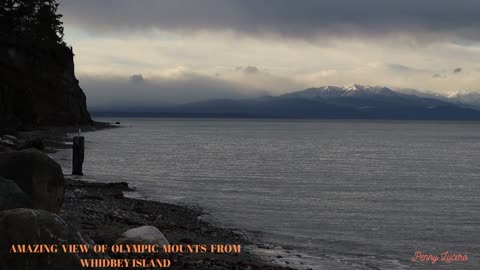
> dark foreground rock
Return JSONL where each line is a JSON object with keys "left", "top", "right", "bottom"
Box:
{"left": 0, "top": 176, "right": 32, "bottom": 211}
{"left": 0, "top": 149, "right": 64, "bottom": 213}
{"left": 61, "top": 179, "right": 293, "bottom": 270}
{"left": 0, "top": 145, "right": 12, "bottom": 153}
{"left": 20, "top": 137, "right": 46, "bottom": 151}
{"left": 0, "top": 209, "right": 108, "bottom": 270}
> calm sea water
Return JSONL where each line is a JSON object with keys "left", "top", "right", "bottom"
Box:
{"left": 53, "top": 118, "right": 480, "bottom": 269}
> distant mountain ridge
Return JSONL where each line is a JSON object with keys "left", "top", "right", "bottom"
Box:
{"left": 93, "top": 84, "right": 480, "bottom": 120}
{"left": 444, "top": 91, "right": 480, "bottom": 110}
{"left": 281, "top": 84, "right": 401, "bottom": 99}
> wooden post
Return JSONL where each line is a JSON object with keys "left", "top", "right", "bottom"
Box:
{"left": 72, "top": 136, "right": 85, "bottom": 176}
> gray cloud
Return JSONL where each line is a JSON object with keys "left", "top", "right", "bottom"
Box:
{"left": 453, "top": 68, "right": 463, "bottom": 74}
{"left": 242, "top": 66, "right": 260, "bottom": 75}
{"left": 130, "top": 74, "right": 145, "bottom": 83}
{"left": 80, "top": 73, "right": 268, "bottom": 111}
{"left": 387, "top": 64, "right": 415, "bottom": 72}
{"left": 59, "top": 0, "right": 480, "bottom": 42}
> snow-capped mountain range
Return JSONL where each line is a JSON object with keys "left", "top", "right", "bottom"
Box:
{"left": 282, "top": 84, "right": 480, "bottom": 110}
{"left": 282, "top": 84, "right": 401, "bottom": 99}
{"left": 95, "top": 84, "right": 480, "bottom": 120}
{"left": 394, "top": 88, "right": 480, "bottom": 109}
{"left": 444, "top": 91, "right": 480, "bottom": 109}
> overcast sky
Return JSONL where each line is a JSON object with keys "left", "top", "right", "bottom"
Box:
{"left": 58, "top": 0, "right": 480, "bottom": 108}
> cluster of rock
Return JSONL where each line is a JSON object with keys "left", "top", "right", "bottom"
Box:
{"left": 0, "top": 134, "right": 62, "bottom": 212}
{"left": 0, "top": 148, "right": 64, "bottom": 212}
{"left": 0, "top": 134, "right": 45, "bottom": 152}
{"left": 0, "top": 144, "right": 93, "bottom": 269}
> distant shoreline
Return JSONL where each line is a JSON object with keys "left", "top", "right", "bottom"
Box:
{"left": 90, "top": 112, "right": 480, "bottom": 121}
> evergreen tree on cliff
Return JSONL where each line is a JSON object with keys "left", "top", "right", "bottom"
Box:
{"left": 0, "top": 0, "right": 92, "bottom": 128}
{"left": 0, "top": 0, "right": 17, "bottom": 35}
{"left": 0, "top": 0, "right": 64, "bottom": 44}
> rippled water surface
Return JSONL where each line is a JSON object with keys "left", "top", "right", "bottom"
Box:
{"left": 53, "top": 118, "right": 480, "bottom": 269}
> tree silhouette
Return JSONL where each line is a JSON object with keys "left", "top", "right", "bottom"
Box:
{"left": 0, "top": 0, "right": 64, "bottom": 44}
{"left": 32, "top": 0, "right": 64, "bottom": 43}
{"left": 0, "top": 0, "right": 18, "bottom": 35}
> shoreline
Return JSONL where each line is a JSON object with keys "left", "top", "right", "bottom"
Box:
{"left": 39, "top": 121, "right": 335, "bottom": 269}
{"left": 13, "top": 121, "right": 117, "bottom": 152}
{"left": 48, "top": 121, "right": 342, "bottom": 270}
{"left": 60, "top": 178, "right": 295, "bottom": 269}
{"left": 38, "top": 122, "right": 295, "bottom": 269}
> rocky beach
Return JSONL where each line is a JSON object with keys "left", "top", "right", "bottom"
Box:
{"left": 62, "top": 178, "right": 296, "bottom": 270}
{"left": 0, "top": 129, "right": 297, "bottom": 270}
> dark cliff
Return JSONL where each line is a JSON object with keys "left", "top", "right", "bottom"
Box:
{"left": 0, "top": 40, "right": 92, "bottom": 129}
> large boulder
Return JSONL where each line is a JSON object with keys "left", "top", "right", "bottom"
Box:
{"left": 115, "top": 226, "right": 170, "bottom": 246}
{"left": 0, "top": 209, "right": 108, "bottom": 270}
{"left": 0, "top": 177, "right": 32, "bottom": 211}
{"left": 0, "top": 149, "right": 64, "bottom": 213}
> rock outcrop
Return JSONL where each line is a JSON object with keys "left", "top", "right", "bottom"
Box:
{"left": 0, "top": 209, "right": 108, "bottom": 270}
{"left": 0, "top": 40, "right": 92, "bottom": 129}
{"left": 0, "top": 145, "right": 11, "bottom": 152}
{"left": 0, "top": 149, "right": 64, "bottom": 213}
{"left": 0, "top": 176, "right": 32, "bottom": 211}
